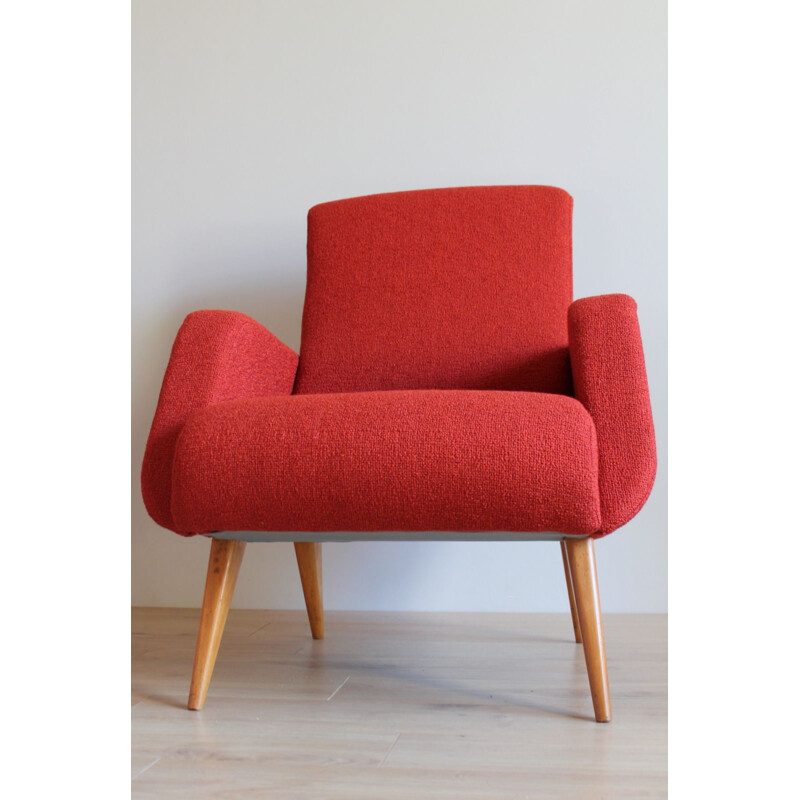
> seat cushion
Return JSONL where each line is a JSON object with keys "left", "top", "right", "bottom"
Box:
{"left": 171, "top": 390, "right": 601, "bottom": 535}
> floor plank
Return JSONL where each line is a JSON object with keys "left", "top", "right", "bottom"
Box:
{"left": 132, "top": 609, "right": 666, "bottom": 798}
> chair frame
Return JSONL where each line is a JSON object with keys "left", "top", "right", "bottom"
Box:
{"left": 187, "top": 536, "right": 612, "bottom": 722}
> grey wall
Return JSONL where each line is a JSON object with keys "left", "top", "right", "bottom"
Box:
{"left": 133, "top": 0, "right": 666, "bottom": 612}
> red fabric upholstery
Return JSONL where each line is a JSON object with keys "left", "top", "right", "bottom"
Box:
{"left": 568, "top": 295, "right": 657, "bottom": 535}
{"left": 141, "top": 187, "right": 657, "bottom": 539}
{"left": 141, "top": 310, "right": 298, "bottom": 534}
{"left": 171, "top": 391, "right": 601, "bottom": 535}
{"left": 294, "top": 186, "right": 574, "bottom": 395}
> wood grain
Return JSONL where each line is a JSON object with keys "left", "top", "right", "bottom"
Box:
{"left": 294, "top": 542, "right": 324, "bottom": 639}
{"left": 565, "top": 537, "right": 612, "bottom": 722}
{"left": 560, "top": 540, "right": 583, "bottom": 643}
{"left": 187, "top": 538, "right": 246, "bottom": 710}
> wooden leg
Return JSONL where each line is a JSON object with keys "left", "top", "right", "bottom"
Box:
{"left": 187, "top": 538, "right": 246, "bottom": 710}
{"left": 564, "top": 537, "right": 612, "bottom": 722}
{"left": 560, "top": 540, "right": 583, "bottom": 643}
{"left": 294, "top": 542, "right": 324, "bottom": 639}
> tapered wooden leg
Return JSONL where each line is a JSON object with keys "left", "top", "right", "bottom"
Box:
{"left": 187, "top": 538, "right": 246, "bottom": 710}
{"left": 294, "top": 542, "right": 324, "bottom": 639}
{"left": 560, "top": 540, "right": 583, "bottom": 643}
{"left": 564, "top": 537, "right": 612, "bottom": 722}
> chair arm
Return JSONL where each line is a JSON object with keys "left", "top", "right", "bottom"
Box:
{"left": 568, "top": 294, "right": 656, "bottom": 535}
{"left": 141, "top": 310, "right": 299, "bottom": 534}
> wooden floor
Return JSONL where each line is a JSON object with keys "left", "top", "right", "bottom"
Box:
{"left": 132, "top": 609, "right": 667, "bottom": 798}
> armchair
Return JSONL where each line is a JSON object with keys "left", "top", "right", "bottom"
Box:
{"left": 141, "top": 186, "right": 656, "bottom": 722}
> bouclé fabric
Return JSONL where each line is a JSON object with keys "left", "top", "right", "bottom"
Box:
{"left": 171, "top": 390, "right": 601, "bottom": 535}
{"left": 295, "top": 186, "right": 574, "bottom": 395}
{"left": 141, "top": 187, "right": 657, "bottom": 538}
{"left": 141, "top": 310, "right": 298, "bottom": 533}
{"left": 568, "top": 294, "right": 657, "bottom": 535}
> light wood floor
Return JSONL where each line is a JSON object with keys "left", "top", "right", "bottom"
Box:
{"left": 132, "top": 609, "right": 667, "bottom": 798}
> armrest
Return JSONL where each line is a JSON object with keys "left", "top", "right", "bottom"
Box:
{"left": 568, "top": 294, "right": 656, "bottom": 535}
{"left": 141, "top": 310, "right": 299, "bottom": 534}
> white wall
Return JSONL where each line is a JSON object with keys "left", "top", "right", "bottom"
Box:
{"left": 132, "top": 0, "right": 666, "bottom": 612}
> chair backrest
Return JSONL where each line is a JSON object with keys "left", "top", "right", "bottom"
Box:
{"left": 293, "top": 186, "right": 574, "bottom": 395}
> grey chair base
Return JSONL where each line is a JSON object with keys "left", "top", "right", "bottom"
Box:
{"left": 208, "top": 531, "right": 585, "bottom": 543}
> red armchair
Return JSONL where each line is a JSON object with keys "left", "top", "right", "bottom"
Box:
{"left": 141, "top": 186, "right": 656, "bottom": 722}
